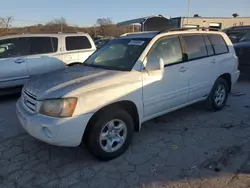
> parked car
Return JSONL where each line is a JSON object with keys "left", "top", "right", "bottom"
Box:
{"left": 16, "top": 29, "right": 240, "bottom": 160}
{"left": 0, "top": 33, "right": 96, "bottom": 94}
{"left": 234, "top": 35, "right": 250, "bottom": 78}
{"left": 224, "top": 26, "right": 250, "bottom": 43}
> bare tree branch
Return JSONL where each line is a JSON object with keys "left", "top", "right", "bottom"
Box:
{"left": 0, "top": 16, "right": 13, "bottom": 35}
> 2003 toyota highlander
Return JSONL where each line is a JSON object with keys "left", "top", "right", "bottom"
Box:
{"left": 16, "top": 28, "right": 240, "bottom": 160}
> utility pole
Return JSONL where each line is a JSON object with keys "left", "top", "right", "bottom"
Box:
{"left": 186, "top": 0, "right": 191, "bottom": 25}
{"left": 94, "top": 24, "right": 96, "bottom": 37}
{"left": 60, "top": 23, "right": 63, "bottom": 32}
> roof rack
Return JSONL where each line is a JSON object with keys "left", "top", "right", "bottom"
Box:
{"left": 158, "top": 27, "right": 221, "bottom": 34}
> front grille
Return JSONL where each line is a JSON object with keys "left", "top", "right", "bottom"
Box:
{"left": 22, "top": 89, "right": 37, "bottom": 113}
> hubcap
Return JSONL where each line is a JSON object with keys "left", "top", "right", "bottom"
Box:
{"left": 214, "top": 84, "right": 226, "bottom": 106}
{"left": 99, "top": 119, "right": 127, "bottom": 153}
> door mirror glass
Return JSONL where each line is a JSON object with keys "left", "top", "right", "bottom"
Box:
{"left": 145, "top": 56, "right": 164, "bottom": 71}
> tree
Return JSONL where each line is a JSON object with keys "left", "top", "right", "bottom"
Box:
{"left": 232, "top": 13, "right": 239, "bottom": 18}
{"left": 193, "top": 14, "right": 201, "bottom": 17}
{"left": 46, "top": 17, "right": 67, "bottom": 32}
{"left": 96, "top": 18, "right": 113, "bottom": 36}
{"left": 0, "top": 16, "right": 13, "bottom": 35}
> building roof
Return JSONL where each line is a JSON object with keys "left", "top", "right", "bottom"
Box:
{"left": 117, "top": 15, "right": 169, "bottom": 26}
{"left": 172, "top": 16, "right": 250, "bottom": 20}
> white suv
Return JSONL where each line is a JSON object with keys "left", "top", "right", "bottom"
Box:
{"left": 16, "top": 28, "right": 240, "bottom": 160}
{"left": 0, "top": 33, "right": 96, "bottom": 93}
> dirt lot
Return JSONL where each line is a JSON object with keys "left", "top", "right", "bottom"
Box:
{"left": 0, "top": 81, "right": 250, "bottom": 188}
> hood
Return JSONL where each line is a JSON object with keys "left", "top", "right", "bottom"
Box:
{"left": 234, "top": 41, "right": 250, "bottom": 48}
{"left": 24, "top": 66, "right": 127, "bottom": 100}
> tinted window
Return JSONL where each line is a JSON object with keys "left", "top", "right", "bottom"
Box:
{"left": 208, "top": 34, "right": 228, "bottom": 54}
{"left": 0, "top": 37, "right": 29, "bottom": 59}
{"left": 148, "top": 36, "right": 183, "bottom": 65}
{"left": 240, "top": 32, "right": 250, "bottom": 42}
{"left": 66, "top": 36, "right": 92, "bottom": 51}
{"left": 182, "top": 35, "right": 207, "bottom": 60}
{"left": 29, "top": 37, "right": 55, "bottom": 55}
{"left": 203, "top": 35, "right": 214, "bottom": 56}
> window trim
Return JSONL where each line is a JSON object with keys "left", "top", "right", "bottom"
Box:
{"left": 202, "top": 34, "right": 215, "bottom": 57}
{"left": 207, "top": 34, "right": 229, "bottom": 55}
{"left": 65, "top": 36, "right": 92, "bottom": 51}
{"left": 180, "top": 34, "right": 209, "bottom": 62}
{"left": 144, "top": 35, "right": 186, "bottom": 68}
{"left": 50, "top": 37, "right": 59, "bottom": 53}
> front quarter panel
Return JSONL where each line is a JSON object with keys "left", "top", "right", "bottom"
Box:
{"left": 66, "top": 71, "right": 144, "bottom": 124}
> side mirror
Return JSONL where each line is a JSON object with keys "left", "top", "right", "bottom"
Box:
{"left": 145, "top": 57, "right": 164, "bottom": 71}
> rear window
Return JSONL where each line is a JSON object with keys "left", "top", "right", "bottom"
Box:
{"left": 66, "top": 36, "right": 92, "bottom": 51}
{"left": 182, "top": 35, "right": 207, "bottom": 60}
{"left": 208, "top": 34, "right": 229, "bottom": 55}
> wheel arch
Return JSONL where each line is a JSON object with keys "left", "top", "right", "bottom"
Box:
{"left": 83, "top": 100, "right": 140, "bottom": 142}
{"left": 219, "top": 73, "right": 232, "bottom": 93}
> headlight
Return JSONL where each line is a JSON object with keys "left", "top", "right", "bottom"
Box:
{"left": 39, "top": 98, "right": 78, "bottom": 118}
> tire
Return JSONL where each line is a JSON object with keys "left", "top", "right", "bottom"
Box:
{"left": 85, "top": 108, "right": 134, "bottom": 161}
{"left": 206, "top": 77, "right": 229, "bottom": 111}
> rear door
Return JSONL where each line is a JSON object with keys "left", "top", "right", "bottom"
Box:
{"left": 181, "top": 34, "right": 216, "bottom": 101}
{"left": 65, "top": 36, "right": 95, "bottom": 63}
{"left": 26, "top": 37, "right": 65, "bottom": 76}
{"left": 208, "top": 34, "right": 231, "bottom": 76}
{"left": 0, "top": 37, "right": 29, "bottom": 88}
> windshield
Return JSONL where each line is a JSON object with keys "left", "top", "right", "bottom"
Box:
{"left": 85, "top": 38, "right": 151, "bottom": 71}
{"left": 239, "top": 32, "right": 250, "bottom": 42}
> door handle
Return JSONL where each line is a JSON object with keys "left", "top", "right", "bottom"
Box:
{"left": 211, "top": 59, "right": 216, "bottom": 63}
{"left": 179, "top": 66, "right": 187, "bottom": 72}
{"left": 14, "top": 59, "right": 25, "bottom": 64}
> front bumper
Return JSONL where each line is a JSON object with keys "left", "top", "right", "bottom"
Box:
{"left": 16, "top": 99, "right": 93, "bottom": 147}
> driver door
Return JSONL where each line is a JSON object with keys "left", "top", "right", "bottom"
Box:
{"left": 142, "top": 36, "right": 189, "bottom": 119}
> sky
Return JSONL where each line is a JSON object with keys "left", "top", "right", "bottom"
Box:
{"left": 1, "top": 0, "right": 249, "bottom": 27}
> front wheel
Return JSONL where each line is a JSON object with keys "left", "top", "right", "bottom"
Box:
{"left": 85, "top": 108, "right": 134, "bottom": 160}
{"left": 206, "top": 78, "right": 229, "bottom": 111}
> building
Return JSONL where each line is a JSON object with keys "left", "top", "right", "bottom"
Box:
{"left": 170, "top": 17, "right": 250, "bottom": 30}
{"left": 117, "top": 15, "right": 172, "bottom": 31}
{"left": 118, "top": 16, "right": 250, "bottom": 32}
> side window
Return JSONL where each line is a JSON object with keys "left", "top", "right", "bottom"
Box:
{"left": 208, "top": 34, "right": 229, "bottom": 54}
{"left": 0, "top": 37, "right": 29, "bottom": 59}
{"left": 148, "top": 36, "right": 183, "bottom": 66}
{"left": 182, "top": 35, "right": 207, "bottom": 60}
{"left": 203, "top": 35, "right": 214, "bottom": 56}
{"left": 29, "top": 37, "right": 54, "bottom": 55}
{"left": 66, "top": 36, "right": 92, "bottom": 51}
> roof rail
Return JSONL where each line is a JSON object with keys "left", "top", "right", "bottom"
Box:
{"left": 120, "top": 31, "right": 158, "bottom": 36}
{"left": 158, "top": 27, "right": 221, "bottom": 34}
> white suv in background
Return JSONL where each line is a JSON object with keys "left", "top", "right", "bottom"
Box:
{"left": 16, "top": 28, "right": 240, "bottom": 160}
{"left": 0, "top": 33, "right": 96, "bottom": 93}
